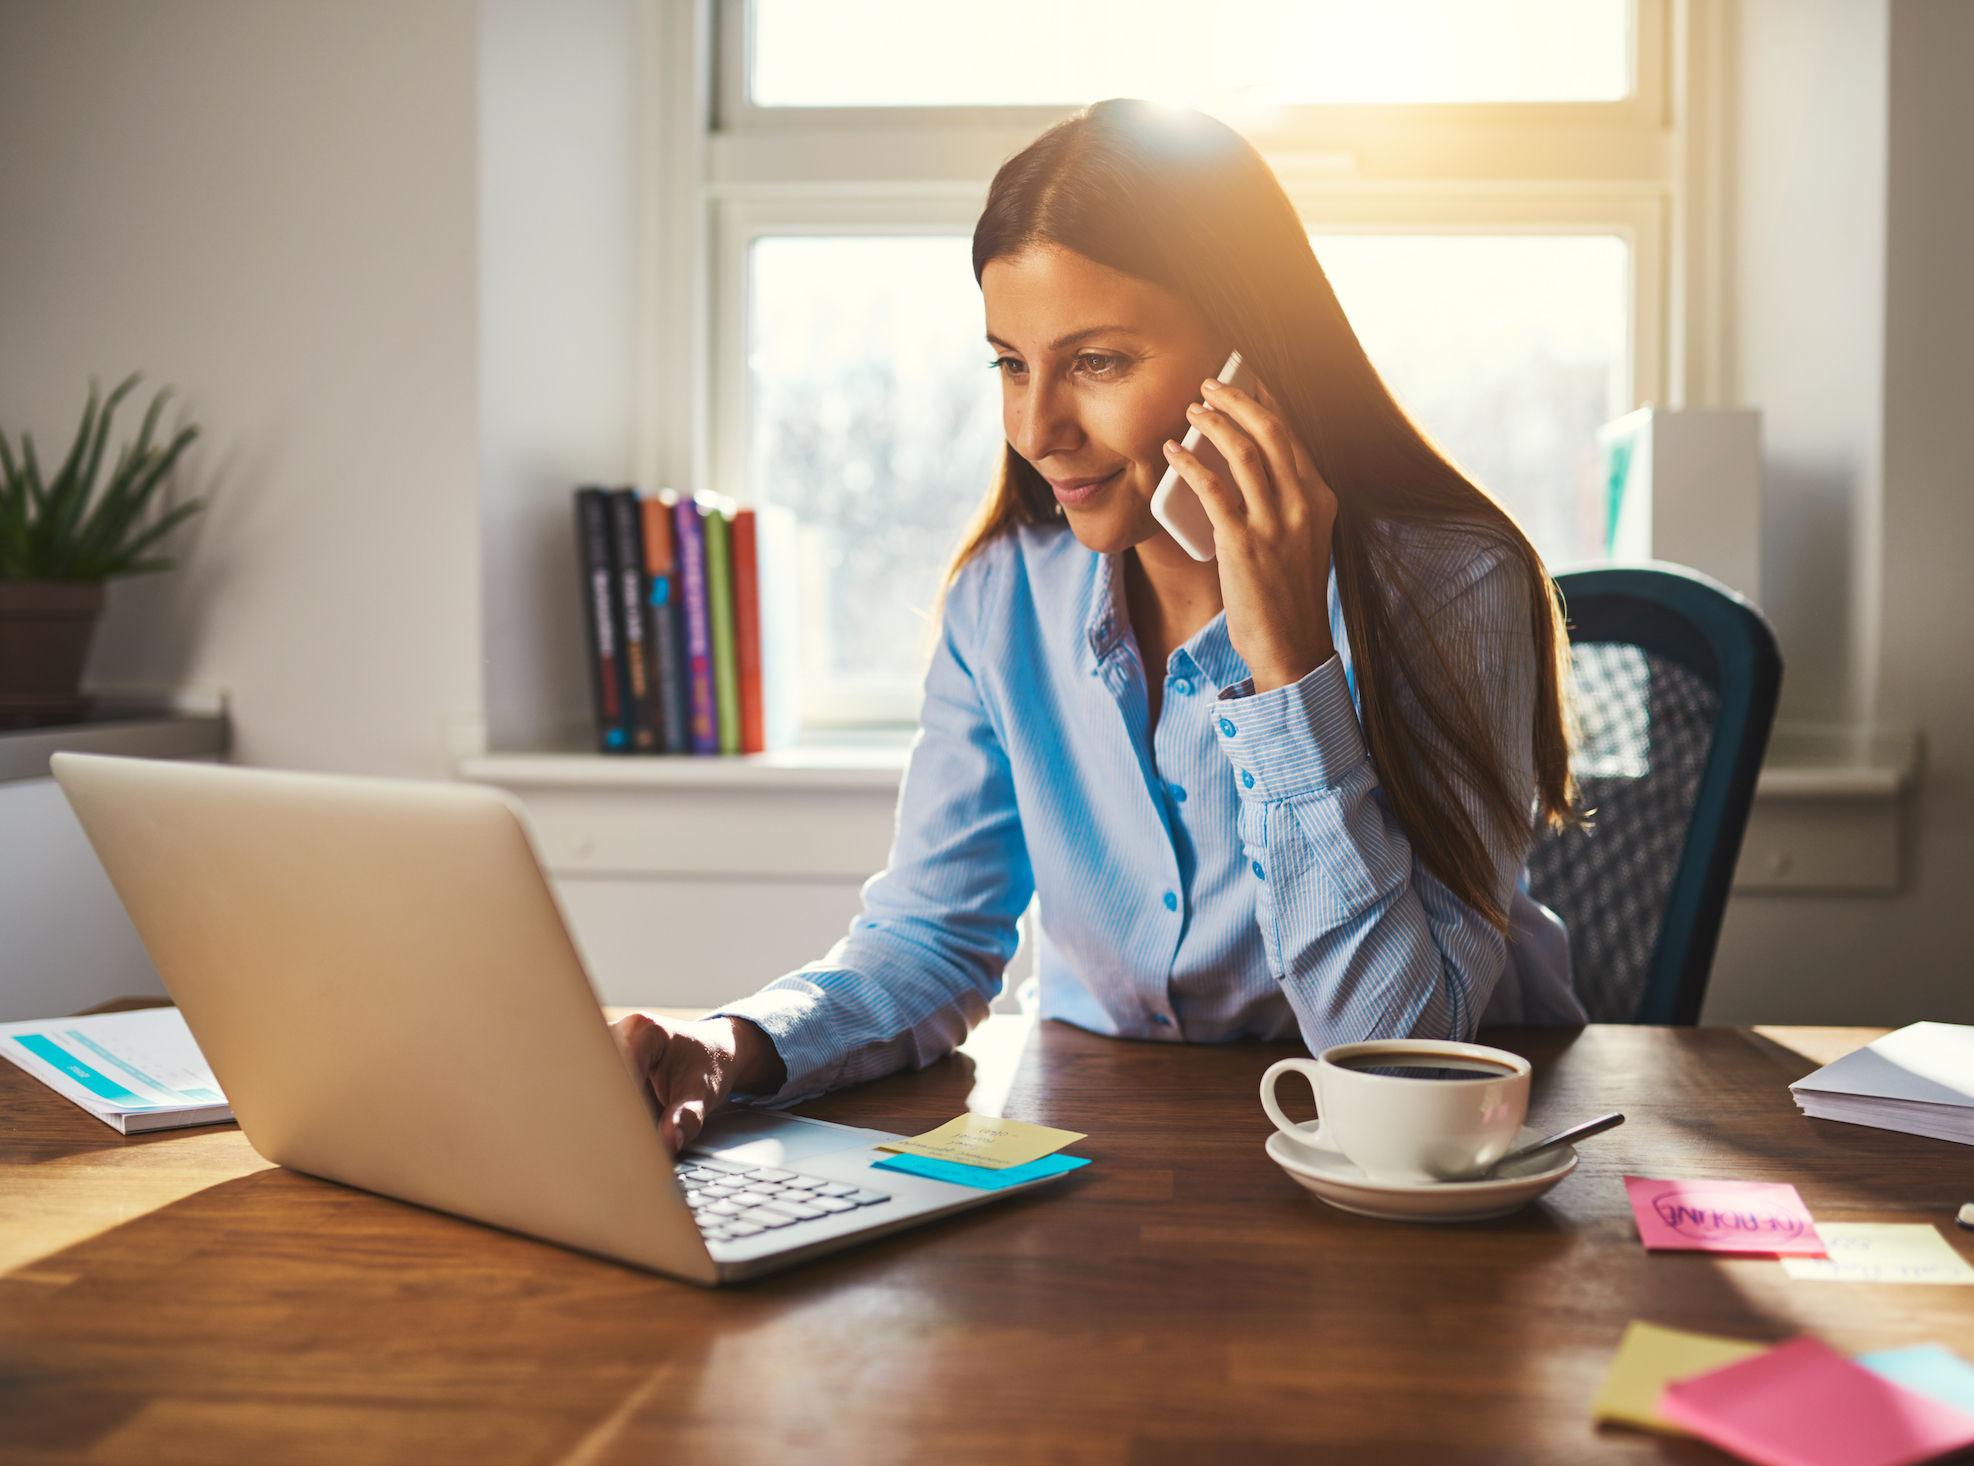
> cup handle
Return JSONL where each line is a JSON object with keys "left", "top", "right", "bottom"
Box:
{"left": 1260, "top": 1058, "right": 1324, "bottom": 1139}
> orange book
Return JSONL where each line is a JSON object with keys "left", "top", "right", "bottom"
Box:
{"left": 731, "top": 509, "right": 765, "bottom": 754}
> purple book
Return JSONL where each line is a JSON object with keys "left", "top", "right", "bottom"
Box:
{"left": 673, "top": 499, "right": 720, "bottom": 755}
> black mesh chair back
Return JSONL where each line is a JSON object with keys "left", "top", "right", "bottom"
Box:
{"left": 1525, "top": 564, "right": 1782, "bottom": 1024}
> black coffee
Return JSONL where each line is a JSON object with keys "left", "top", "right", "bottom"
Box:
{"left": 1335, "top": 1056, "right": 1515, "bottom": 1082}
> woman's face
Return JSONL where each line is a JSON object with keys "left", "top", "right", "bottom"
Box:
{"left": 981, "top": 246, "right": 1226, "bottom": 555}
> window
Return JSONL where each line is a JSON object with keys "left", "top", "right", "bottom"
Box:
{"left": 686, "top": 0, "right": 1679, "bottom": 724}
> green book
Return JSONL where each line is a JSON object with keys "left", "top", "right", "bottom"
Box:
{"left": 701, "top": 501, "right": 742, "bottom": 755}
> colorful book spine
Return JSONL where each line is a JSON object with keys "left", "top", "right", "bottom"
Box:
{"left": 730, "top": 508, "right": 766, "bottom": 755}
{"left": 573, "top": 487, "right": 629, "bottom": 752}
{"left": 606, "top": 488, "right": 657, "bottom": 752}
{"left": 639, "top": 493, "right": 690, "bottom": 754}
{"left": 701, "top": 500, "right": 742, "bottom": 757}
{"left": 674, "top": 499, "right": 719, "bottom": 755}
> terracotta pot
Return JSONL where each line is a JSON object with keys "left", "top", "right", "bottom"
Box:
{"left": 0, "top": 580, "right": 107, "bottom": 728}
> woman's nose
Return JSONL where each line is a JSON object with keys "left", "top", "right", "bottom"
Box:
{"left": 1009, "top": 378, "right": 1081, "bottom": 464}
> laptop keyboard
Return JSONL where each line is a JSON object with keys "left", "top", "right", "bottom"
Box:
{"left": 675, "top": 1154, "right": 891, "bottom": 1244}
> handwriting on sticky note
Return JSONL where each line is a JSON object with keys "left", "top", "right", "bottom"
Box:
{"left": 1623, "top": 1176, "right": 1827, "bottom": 1255}
{"left": 1781, "top": 1224, "right": 1974, "bottom": 1285}
{"left": 876, "top": 1113, "right": 1085, "bottom": 1170}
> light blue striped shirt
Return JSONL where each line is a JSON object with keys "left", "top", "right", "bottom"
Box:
{"left": 715, "top": 521, "right": 1583, "bottom": 1104}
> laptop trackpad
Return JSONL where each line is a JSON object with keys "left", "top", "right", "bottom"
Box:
{"left": 692, "top": 1109, "right": 899, "bottom": 1167}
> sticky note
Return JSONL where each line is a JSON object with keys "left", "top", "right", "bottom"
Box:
{"left": 1659, "top": 1337, "right": 1974, "bottom": 1466}
{"left": 876, "top": 1113, "right": 1085, "bottom": 1170}
{"left": 1623, "top": 1176, "right": 1827, "bottom": 1255}
{"left": 873, "top": 1151, "right": 1090, "bottom": 1190}
{"left": 1780, "top": 1223, "right": 1974, "bottom": 1285}
{"left": 1858, "top": 1346, "right": 1974, "bottom": 1416}
{"left": 1592, "top": 1321, "right": 1772, "bottom": 1434}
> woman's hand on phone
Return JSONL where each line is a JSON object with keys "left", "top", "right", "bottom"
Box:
{"left": 609, "top": 1012, "right": 785, "bottom": 1154}
{"left": 1163, "top": 379, "right": 1338, "bottom": 692}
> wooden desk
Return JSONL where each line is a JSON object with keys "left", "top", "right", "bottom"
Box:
{"left": 4, "top": 1021, "right": 1971, "bottom": 1465}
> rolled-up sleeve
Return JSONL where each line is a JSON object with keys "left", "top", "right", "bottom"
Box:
{"left": 708, "top": 581, "right": 1033, "bottom": 1105}
{"left": 1212, "top": 547, "right": 1536, "bottom": 1051}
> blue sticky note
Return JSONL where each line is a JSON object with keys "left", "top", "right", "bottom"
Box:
{"left": 873, "top": 1151, "right": 1091, "bottom": 1190}
{"left": 1857, "top": 1344, "right": 1974, "bottom": 1415}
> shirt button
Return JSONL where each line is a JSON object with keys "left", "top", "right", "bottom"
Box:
{"left": 1251, "top": 860, "right": 1266, "bottom": 881}
{"left": 1162, "top": 890, "right": 1178, "bottom": 911}
{"left": 1170, "top": 677, "right": 1193, "bottom": 696}
{"left": 1240, "top": 770, "right": 1255, "bottom": 789}
{"left": 1218, "top": 718, "right": 1236, "bottom": 737}
{"left": 1152, "top": 1014, "right": 1173, "bottom": 1027}
{"left": 1168, "top": 782, "right": 1187, "bottom": 803}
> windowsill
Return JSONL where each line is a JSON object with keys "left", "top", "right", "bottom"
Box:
{"left": 462, "top": 721, "right": 1917, "bottom": 800}
{"left": 1753, "top": 723, "right": 1917, "bottom": 799}
{"left": 458, "top": 741, "right": 910, "bottom": 794}
{"left": 0, "top": 709, "right": 230, "bottom": 786}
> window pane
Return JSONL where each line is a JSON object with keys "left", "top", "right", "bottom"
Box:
{"left": 1311, "top": 233, "right": 1629, "bottom": 568}
{"left": 752, "top": 0, "right": 1628, "bottom": 108}
{"left": 749, "top": 236, "right": 1000, "bottom": 694}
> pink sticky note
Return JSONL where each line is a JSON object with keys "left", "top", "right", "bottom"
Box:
{"left": 1660, "top": 1337, "right": 1974, "bottom": 1466}
{"left": 1623, "top": 1175, "right": 1826, "bottom": 1255}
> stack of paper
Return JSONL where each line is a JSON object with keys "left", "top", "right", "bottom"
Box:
{"left": 1789, "top": 1023, "right": 1974, "bottom": 1146}
{"left": 0, "top": 1007, "right": 231, "bottom": 1134}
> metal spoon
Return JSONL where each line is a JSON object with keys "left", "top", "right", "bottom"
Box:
{"left": 1484, "top": 1112, "right": 1625, "bottom": 1176}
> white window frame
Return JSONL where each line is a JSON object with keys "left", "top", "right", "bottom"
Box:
{"left": 646, "top": 0, "right": 1711, "bottom": 727}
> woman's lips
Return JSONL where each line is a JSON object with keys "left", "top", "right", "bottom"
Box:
{"left": 1047, "top": 469, "right": 1123, "bottom": 506}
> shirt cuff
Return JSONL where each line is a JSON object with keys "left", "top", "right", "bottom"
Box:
{"left": 705, "top": 984, "right": 829, "bottom": 1107}
{"left": 1211, "top": 654, "right": 1368, "bottom": 800}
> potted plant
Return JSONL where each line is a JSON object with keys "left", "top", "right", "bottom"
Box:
{"left": 0, "top": 375, "right": 202, "bottom": 728}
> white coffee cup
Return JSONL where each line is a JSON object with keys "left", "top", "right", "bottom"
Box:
{"left": 1259, "top": 1040, "right": 1532, "bottom": 1185}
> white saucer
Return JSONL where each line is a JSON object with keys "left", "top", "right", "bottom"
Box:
{"left": 1265, "top": 1122, "right": 1578, "bottom": 1223}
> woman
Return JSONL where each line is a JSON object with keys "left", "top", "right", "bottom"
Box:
{"left": 619, "top": 100, "right": 1585, "bottom": 1151}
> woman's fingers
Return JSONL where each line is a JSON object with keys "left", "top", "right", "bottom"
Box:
{"left": 1162, "top": 435, "right": 1245, "bottom": 542}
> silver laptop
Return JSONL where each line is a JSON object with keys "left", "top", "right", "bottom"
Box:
{"left": 52, "top": 752, "right": 1064, "bottom": 1285}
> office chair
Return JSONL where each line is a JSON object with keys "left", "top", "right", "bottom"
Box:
{"left": 1524, "top": 563, "right": 1782, "bottom": 1025}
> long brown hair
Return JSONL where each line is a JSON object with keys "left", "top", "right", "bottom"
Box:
{"left": 954, "top": 99, "right": 1576, "bottom": 931}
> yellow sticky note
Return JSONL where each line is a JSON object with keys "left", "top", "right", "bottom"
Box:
{"left": 876, "top": 1113, "right": 1086, "bottom": 1170}
{"left": 1592, "top": 1321, "right": 1772, "bottom": 1435}
{"left": 1780, "top": 1223, "right": 1974, "bottom": 1284}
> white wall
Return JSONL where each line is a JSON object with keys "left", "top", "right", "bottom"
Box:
{"left": 479, "top": 0, "right": 644, "bottom": 754}
{"left": 0, "top": 0, "right": 486, "bottom": 1018}
{"left": 0, "top": 0, "right": 484, "bottom": 778}
{"left": 1706, "top": 0, "right": 1974, "bottom": 1025}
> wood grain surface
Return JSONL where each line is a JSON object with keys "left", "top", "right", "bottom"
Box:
{"left": 3, "top": 1019, "right": 1970, "bottom": 1466}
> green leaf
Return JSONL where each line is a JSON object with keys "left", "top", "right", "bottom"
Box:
{"left": 0, "top": 378, "right": 203, "bottom": 582}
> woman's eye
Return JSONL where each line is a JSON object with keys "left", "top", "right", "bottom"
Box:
{"left": 1075, "top": 353, "right": 1126, "bottom": 378}
{"left": 990, "top": 356, "right": 1026, "bottom": 377}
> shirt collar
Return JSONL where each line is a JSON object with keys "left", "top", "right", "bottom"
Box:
{"left": 1086, "top": 551, "right": 1130, "bottom": 664}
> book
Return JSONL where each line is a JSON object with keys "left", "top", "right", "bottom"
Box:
{"left": 574, "top": 487, "right": 630, "bottom": 752}
{"left": 606, "top": 488, "right": 658, "bottom": 752}
{"left": 0, "top": 1007, "right": 231, "bottom": 1134}
{"left": 701, "top": 496, "right": 743, "bottom": 757}
{"left": 639, "top": 491, "right": 690, "bottom": 754}
{"left": 755, "top": 503, "right": 803, "bottom": 749}
{"left": 1789, "top": 1023, "right": 1974, "bottom": 1146}
{"left": 674, "top": 498, "right": 720, "bottom": 754}
{"left": 731, "top": 507, "right": 766, "bottom": 754}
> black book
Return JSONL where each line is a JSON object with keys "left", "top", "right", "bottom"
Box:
{"left": 606, "top": 487, "right": 659, "bottom": 752}
{"left": 574, "top": 487, "right": 631, "bottom": 753}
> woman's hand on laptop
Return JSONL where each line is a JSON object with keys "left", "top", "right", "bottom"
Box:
{"left": 610, "top": 1013, "right": 786, "bottom": 1153}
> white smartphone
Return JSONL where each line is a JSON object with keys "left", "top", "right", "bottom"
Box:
{"left": 1150, "top": 349, "right": 1257, "bottom": 562}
